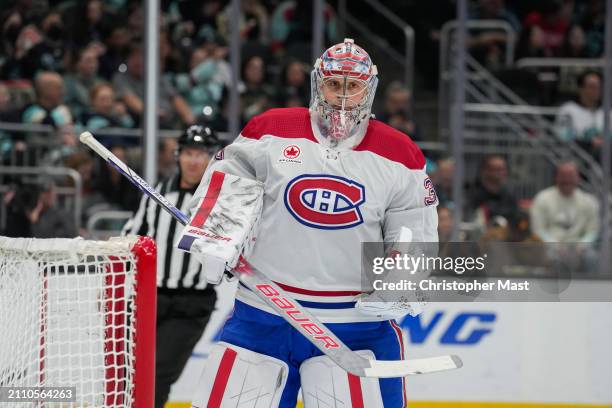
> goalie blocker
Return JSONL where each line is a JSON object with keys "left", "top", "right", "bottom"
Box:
{"left": 176, "top": 170, "right": 264, "bottom": 285}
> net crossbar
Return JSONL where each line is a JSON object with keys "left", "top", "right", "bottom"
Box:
{"left": 0, "top": 236, "right": 156, "bottom": 408}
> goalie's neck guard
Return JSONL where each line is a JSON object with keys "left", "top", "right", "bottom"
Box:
{"left": 309, "top": 38, "right": 378, "bottom": 150}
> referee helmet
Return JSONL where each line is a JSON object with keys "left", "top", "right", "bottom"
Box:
{"left": 177, "top": 125, "right": 221, "bottom": 153}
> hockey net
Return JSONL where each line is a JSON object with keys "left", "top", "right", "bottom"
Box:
{"left": 0, "top": 235, "right": 156, "bottom": 407}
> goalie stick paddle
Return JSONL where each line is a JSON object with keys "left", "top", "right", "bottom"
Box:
{"left": 80, "top": 131, "right": 463, "bottom": 378}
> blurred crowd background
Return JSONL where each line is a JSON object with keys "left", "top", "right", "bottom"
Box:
{"left": 0, "top": 0, "right": 609, "bottom": 275}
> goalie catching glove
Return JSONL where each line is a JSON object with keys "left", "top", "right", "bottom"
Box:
{"left": 355, "top": 227, "right": 434, "bottom": 320}
{"left": 355, "top": 289, "right": 428, "bottom": 319}
{"left": 176, "top": 171, "right": 264, "bottom": 284}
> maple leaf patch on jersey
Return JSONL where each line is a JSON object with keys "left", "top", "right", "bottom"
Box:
{"left": 284, "top": 174, "right": 366, "bottom": 229}
{"left": 283, "top": 145, "right": 301, "bottom": 159}
{"left": 278, "top": 144, "right": 303, "bottom": 164}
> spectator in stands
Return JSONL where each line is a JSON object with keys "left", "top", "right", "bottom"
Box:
{"left": 78, "top": 83, "right": 134, "bottom": 144}
{"left": 530, "top": 160, "right": 599, "bottom": 242}
{"left": 0, "top": 84, "right": 11, "bottom": 124}
{"left": 470, "top": 0, "right": 521, "bottom": 32}
{"left": 126, "top": 4, "right": 145, "bottom": 34}
{"left": 4, "top": 179, "right": 77, "bottom": 238}
{"left": 466, "top": 155, "right": 519, "bottom": 231}
{"left": 388, "top": 111, "right": 422, "bottom": 142}
{"left": 468, "top": 0, "right": 521, "bottom": 68}
{"left": 122, "top": 125, "right": 222, "bottom": 408}
{"left": 159, "top": 26, "right": 183, "bottom": 75}
{"left": 1, "top": 9, "right": 22, "bottom": 52}
{"left": 561, "top": 25, "right": 589, "bottom": 58}
{"left": 574, "top": 0, "right": 605, "bottom": 58}
{"left": 0, "top": 84, "right": 10, "bottom": 114}
{"left": 276, "top": 59, "right": 309, "bottom": 108}
{"left": 94, "top": 145, "right": 141, "bottom": 212}
{"left": 1, "top": 0, "right": 53, "bottom": 79}
{"left": 64, "top": 47, "right": 105, "bottom": 118}
{"left": 38, "top": 124, "right": 81, "bottom": 167}
{"left": 377, "top": 81, "right": 422, "bottom": 141}
{"left": 522, "top": 0, "right": 570, "bottom": 57}
{"left": 199, "top": 32, "right": 232, "bottom": 89}
{"left": 515, "top": 25, "right": 548, "bottom": 59}
{"left": 0, "top": 10, "right": 25, "bottom": 79}
{"left": 555, "top": 24, "right": 590, "bottom": 101}
{"left": 432, "top": 157, "right": 455, "bottom": 208}
{"left": 270, "top": 0, "right": 338, "bottom": 60}
{"left": 172, "top": 46, "right": 225, "bottom": 123}
{"left": 239, "top": 55, "right": 274, "bottom": 123}
{"left": 217, "top": 0, "right": 269, "bottom": 44}
{"left": 7, "top": 0, "right": 49, "bottom": 19}
{"left": 377, "top": 82, "right": 411, "bottom": 123}
{"left": 555, "top": 71, "right": 605, "bottom": 158}
{"left": 98, "top": 23, "right": 132, "bottom": 80}
{"left": 22, "top": 71, "right": 73, "bottom": 128}
{"left": 4, "top": 183, "right": 40, "bottom": 238}
{"left": 0, "top": 83, "right": 21, "bottom": 123}
{"left": 530, "top": 161, "right": 599, "bottom": 269}
{"left": 0, "top": 84, "right": 20, "bottom": 159}
{"left": 172, "top": 0, "right": 223, "bottom": 39}
{"left": 478, "top": 205, "right": 539, "bottom": 243}
{"left": 112, "top": 43, "right": 195, "bottom": 128}
{"left": 64, "top": 150, "right": 106, "bottom": 229}
{"left": 65, "top": 0, "right": 109, "bottom": 49}
{"left": 19, "top": 11, "right": 67, "bottom": 78}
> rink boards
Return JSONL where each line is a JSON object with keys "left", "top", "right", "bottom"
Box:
{"left": 167, "top": 279, "right": 612, "bottom": 407}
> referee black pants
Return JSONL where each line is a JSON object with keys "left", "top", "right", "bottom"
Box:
{"left": 155, "top": 287, "right": 217, "bottom": 408}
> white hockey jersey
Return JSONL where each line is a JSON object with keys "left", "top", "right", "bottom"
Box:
{"left": 189, "top": 108, "right": 438, "bottom": 323}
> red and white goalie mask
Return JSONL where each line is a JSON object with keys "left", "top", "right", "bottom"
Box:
{"left": 310, "top": 38, "right": 378, "bottom": 147}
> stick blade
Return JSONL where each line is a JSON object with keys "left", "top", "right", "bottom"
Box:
{"left": 363, "top": 354, "right": 462, "bottom": 378}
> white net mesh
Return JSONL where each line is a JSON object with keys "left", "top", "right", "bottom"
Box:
{"left": 0, "top": 236, "right": 151, "bottom": 407}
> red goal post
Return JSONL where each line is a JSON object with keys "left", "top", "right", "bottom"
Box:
{"left": 0, "top": 235, "right": 156, "bottom": 408}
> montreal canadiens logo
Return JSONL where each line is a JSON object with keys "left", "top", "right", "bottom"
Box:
{"left": 284, "top": 174, "right": 366, "bottom": 229}
{"left": 283, "top": 145, "right": 301, "bottom": 159}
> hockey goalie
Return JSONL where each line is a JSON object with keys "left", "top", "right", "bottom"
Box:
{"left": 178, "top": 39, "right": 438, "bottom": 407}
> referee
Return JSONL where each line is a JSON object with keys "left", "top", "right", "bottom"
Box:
{"left": 122, "top": 125, "right": 221, "bottom": 408}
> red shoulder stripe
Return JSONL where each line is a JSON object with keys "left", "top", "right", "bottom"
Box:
{"left": 355, "top": 120, "right": 425, "bottom": 170}
{"left": 240, "top": 108, "right": 318, "bottom": 143}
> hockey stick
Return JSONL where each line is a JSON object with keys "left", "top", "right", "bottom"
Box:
{"left": 80, "top": 131, "right": 462, "bottom": 378}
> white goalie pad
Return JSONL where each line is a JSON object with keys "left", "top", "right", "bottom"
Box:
{"left": 191, "top": 342, "right": 288, "bottom": 408}
{"left": 300, "top": 350, "right": 384, "bottom": 408}
{"left": 177, "top": 170, "right": 264, "bottom": 269}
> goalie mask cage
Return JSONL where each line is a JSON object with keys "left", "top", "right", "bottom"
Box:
{"left": 0, "top": 235, "right": 156, "bottom": 408}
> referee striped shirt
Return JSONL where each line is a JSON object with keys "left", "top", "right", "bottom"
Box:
{"left": 122, "top": 173, "right": 208, "bottom": 290}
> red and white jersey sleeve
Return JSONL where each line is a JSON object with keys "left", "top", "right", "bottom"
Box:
{"left": 189, "top": 108, "right": 438, "bottom": 323}
{"left": 378, "top": 143, "right": 439, "bottom": 246}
